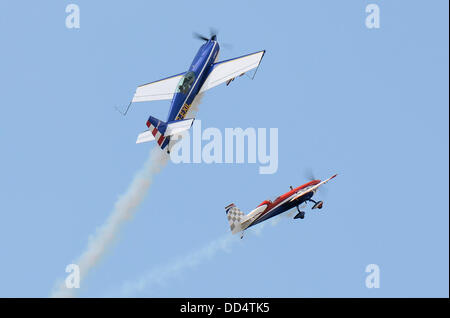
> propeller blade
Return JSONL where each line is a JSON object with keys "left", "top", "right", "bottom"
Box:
{"left": 193, "top": 32, "right": 209, "bottom": 42}
{"left": 221, "top": 42, "right": 233, "bottom": 50}
{"left": 303, "top": 168, "right": 316, "bottom": 181}
{"left": 302, "top": 168, "right": 331, "bottom": 197}
{"left": 209, "top": 27, "right": 218, "bottom": 40}
{"left": 319, "top": 184, "right": 328, "bottom": 197}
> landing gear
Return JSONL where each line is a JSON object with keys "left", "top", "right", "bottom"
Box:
{"left": 308, "top": 199, "right": 323, "bottom": 210}
{"left": 294, "top": 211, "right": 305, "bottom": 219}
{"left": 294, "top": 199, "right": 325, "bottom": 220}
{"left": 294, "top": 205, "right": 305, "bottom": 219}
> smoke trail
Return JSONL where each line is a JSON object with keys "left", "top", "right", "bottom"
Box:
{"left": 118, "top": 225, "right": 272, "bottom": 297}
{"left": 118, "top": 209, "right": 295, "bottom": 296}
{"left": 187, "top": 93, "right": 203, "bottom": 118}
{"left": 51, "top": 147, "right": 169, "bottom": 297}
{"left": 51, "top": 95, "right": 205, "bottom": 298}
{"left": 120, "top": 233, "right": 240, "bottom": 296}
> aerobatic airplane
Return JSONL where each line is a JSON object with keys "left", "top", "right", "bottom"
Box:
{"left": 122, "top": 32, "right": 265, "bottom": 152}
{"left": 225, "top": 174, "right": 338, "bottom": 238}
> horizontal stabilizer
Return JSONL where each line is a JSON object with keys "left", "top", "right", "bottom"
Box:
{"left": 136, "top": 130, "right": 155, "bottom": 144}
{"left": 136, "top": 117, "right": 194, "bottom": 146}
{"left": 165, "top": 118, "right": 194, "bottom": 136}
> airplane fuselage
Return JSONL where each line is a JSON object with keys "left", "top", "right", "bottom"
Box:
{"left": 167, "top": 40, "right": 220, "bottom": 122}
{"left": 252, "top": 192, "right": 314, "bottom": 226}
{"left": 249, "top": 180, "right": 320, "bottom": 227}
{"left": 226, "top": 175, "right": 337, "bottom": 236}
{"left": 134, "top": 37, "right": 265, "bottom": 152}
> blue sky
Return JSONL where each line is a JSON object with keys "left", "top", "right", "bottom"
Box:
{"left": 0, "top": 0, "right": 448, "bottom": 297}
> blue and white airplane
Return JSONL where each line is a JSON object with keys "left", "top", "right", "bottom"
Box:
{"left": 126, "top": 33, "right": 265, "bottom": 152}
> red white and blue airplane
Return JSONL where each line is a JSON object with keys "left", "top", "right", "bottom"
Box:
{"left": 124, "top": 32, "right": 265, "bottom": 152}
{"left": 225, "top": 174, "right": 338, "bottom": 238}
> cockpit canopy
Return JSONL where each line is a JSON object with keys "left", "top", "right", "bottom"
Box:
{"left": 176, "top": 71, "right": 196, "bottom": 94}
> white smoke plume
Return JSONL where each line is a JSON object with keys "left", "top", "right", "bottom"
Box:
{"left": 51, "top": 147, "right": 169, "bottom": 297}
{"left": 120, "top": 233, "right": 240, "bottom": 296}
{"left": 118, "top": 220, "right": 286, "bottom": 297}
{"left": 187, "top": 93, "right": 203, "bottom": 118}
{"left": 51, "top": 95, "right": 205, "bottom": 298}
{"left": 118, "top": 206, "right": 298, "bottom": 296}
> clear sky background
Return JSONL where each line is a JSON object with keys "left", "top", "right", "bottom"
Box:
{"left": 0, "top": 1, "right": 448, "bottom": 297}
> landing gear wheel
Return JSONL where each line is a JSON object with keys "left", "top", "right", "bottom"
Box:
{"left": 294, "top": 205, "right": 305, "bottom": 219}
{"left": 312, "top": 201, "right": 323, "bottom": 210}
{"left": 294, "top": 211, "right": 305, "bottom": 219}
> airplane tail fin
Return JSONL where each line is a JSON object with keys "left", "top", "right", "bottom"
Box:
{"left": 136, "top": 116, "right": 194, "bottom": 151}
{"left": 225, "top": 203, "right": 244, "bottom": 234}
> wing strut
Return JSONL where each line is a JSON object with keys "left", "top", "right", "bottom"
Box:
{"left": 115, "top": 101, "right": 133, "bottom": 116}
{"left": 245, "top": 50, "right": 265, "bottom": 80}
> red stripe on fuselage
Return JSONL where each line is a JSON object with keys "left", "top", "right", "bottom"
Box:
{"left": 253, "top": 180, "right": 321, "bottom": 222}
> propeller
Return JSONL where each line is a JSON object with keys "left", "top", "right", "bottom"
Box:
{"left": 304, "top": 167, "right": 316, "bottom": 182}
{"left": 193, "top": 28, "right": 218, "bottom": 42}
{"left": 303, "top": 168, "right": 328, "bottom": 197}
{"left": 209, "top": 27, "right": 218, "bottom": 41}
{"left": 193, "top": 28, "right": 233, "bottom": 50}
{"left": 193, "top": 32, "right": 210, "bottom": 42}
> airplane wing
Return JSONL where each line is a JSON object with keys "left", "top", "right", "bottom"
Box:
{"left": 132, "top": 72, "right": 185, "bottom": 103}
{"left": 199, "top": 50, "right": 265, "bottom": 93}
{"left": 289, "top": 174, "right": 338, "bottom": 203}
{"left": 240, "top": 204, "right": 267, "bottom": 228}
